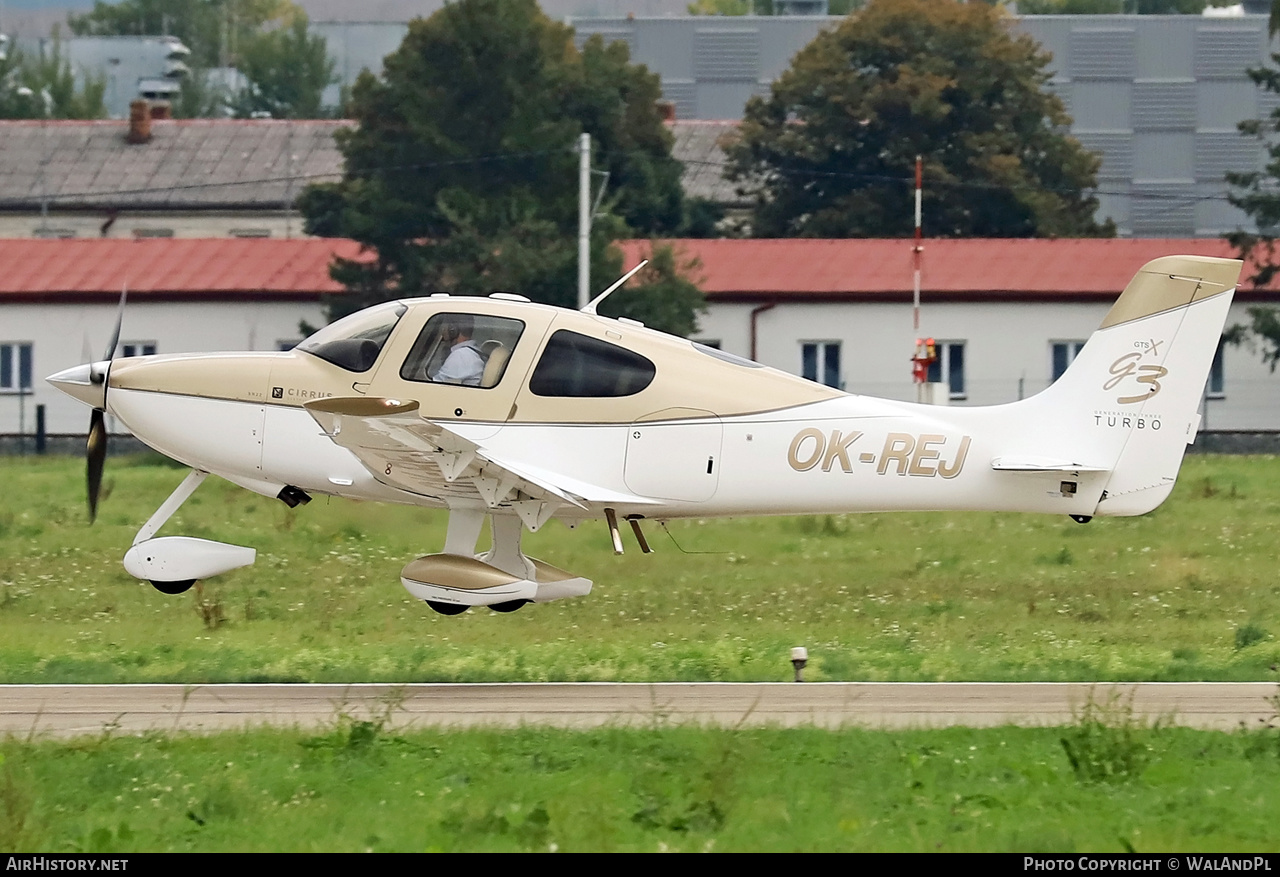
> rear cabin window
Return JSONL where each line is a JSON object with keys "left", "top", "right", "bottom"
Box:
{"left": 400, "top": 313, "right": 525, "bottom": 389}
{"left": 529, "top": 330, "right": 656, "bottom": 398}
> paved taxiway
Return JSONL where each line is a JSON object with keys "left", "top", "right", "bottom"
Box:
{"left": 0, "top": 683, "right": 1274, "bottom": 738}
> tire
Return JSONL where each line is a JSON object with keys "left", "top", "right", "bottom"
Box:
{"left": 151, "top": 579, "right": 196, "bottom": 595}
{"left": 490, "top": 600, "right": 529, "bottom": 613}
{"left": 426, "top": 600, "right": 469, "bottom": 616}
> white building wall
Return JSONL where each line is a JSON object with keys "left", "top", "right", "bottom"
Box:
{"left": 5, "top": 295, "right": 1278, "bottom": 439}
{"left": 0, "top": 299, "right": 325, "bottom": 436}
{"left": 694, "top": 299, "right": 1280, "bottom": 430}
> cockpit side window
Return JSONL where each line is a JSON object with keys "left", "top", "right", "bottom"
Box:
{"left": 400, "top": 313, "right": 526, "bottom": 389}
{"left": 529, "top": 330, "right": 656, "bottom": 398}
{"left": 296, "top": 303, "right": 406, "bottom": 373}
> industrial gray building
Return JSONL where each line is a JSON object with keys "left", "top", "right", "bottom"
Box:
{"left": 308, "top": 12, "right": 1280, "bottom": 238}
{"left": 5, "top": 9, "right": 1278, "bottom": 237}
{"left": 567, "top": 13, "right": 1276, "bottom": 238}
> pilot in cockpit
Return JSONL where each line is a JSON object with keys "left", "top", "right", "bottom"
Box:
{"left": 430, "top": 316, "right": 485, "bottom": 386}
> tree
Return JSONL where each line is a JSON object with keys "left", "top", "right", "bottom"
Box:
{"left": 0, "top": 33, "right": 106, "bottom": 120}
{"left": 1223, "top": 5, "right": 1280, "bottom": 367}
{"left": 231, "top": 14, "right": 335, "bottom": 118}
{"left": 69, "top": 0, "right": 333, "bottom": 119}
{"left": 725, "top": 0, "right": 1113, "bottom": 238}
{"left": 69, "top": 0, "right": 294, "bottom": 68}
{"left": 298, "top": 0, "right": 702, "bottom": 335}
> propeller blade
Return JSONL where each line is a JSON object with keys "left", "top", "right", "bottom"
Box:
{"left": 86, "top": 285, "right": 124, "bottom": 520}
{"left": 103, "top": 284, "right": 127, "bottom": 363}
{"left": 87, "top": 409, "right": 107, "bottom": 523}
{"left": 91, "top": 286, "right": 127, "bottom": 386}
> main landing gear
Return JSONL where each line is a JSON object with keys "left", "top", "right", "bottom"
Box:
{"left": 403, "top": 505, "right": 593, "bottom": 615}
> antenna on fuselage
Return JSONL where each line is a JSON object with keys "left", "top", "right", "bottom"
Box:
{"left": 580, "top": 259, "right": 648, "bottom": 316}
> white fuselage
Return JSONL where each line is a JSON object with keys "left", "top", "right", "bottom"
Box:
{"left": 106, "top": 385, "right": 1102, "bottom": 521}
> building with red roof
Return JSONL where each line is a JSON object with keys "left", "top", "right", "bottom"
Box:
{"left": 3, "top": 236, "right": 1279, "bottom": 438}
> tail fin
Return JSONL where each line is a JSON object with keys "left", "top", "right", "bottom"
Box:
{"left": 1025, "top": 255, "right": 1241, "bottom": 516}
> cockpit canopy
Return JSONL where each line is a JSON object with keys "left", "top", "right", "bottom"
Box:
{"left": 296, "top": 302, "right": 406, "bottom": 373}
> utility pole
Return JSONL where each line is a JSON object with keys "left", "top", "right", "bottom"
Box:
{"left": 578, "top": 132, "right": 590, "bottom": 310}
{"left": 284, "top": 115, "right": 294, "bottom": 239}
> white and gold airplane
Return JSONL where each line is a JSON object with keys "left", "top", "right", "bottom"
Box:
{"left": 47, "top": 255, "right": 1241, "bottom": 615}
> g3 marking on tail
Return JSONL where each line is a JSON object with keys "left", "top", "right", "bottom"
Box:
{"left": 1104, "top": 352, "right": 1168, "bottom": 404}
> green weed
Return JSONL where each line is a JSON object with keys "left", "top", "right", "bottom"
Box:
{"left": 1060, "top": 689, "right": 1154, "bottom": 783}
{"left": 1236, "top": 623, "right": 1270, "bottom": 651}
{"left": 0, "top": 754, "right": 35, "bottom": 853}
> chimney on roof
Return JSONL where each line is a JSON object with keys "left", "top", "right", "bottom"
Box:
{"left": 149, "top": 101, "right": 171, "bottom": 121}
{"left": 657, "top": 100, "right": 676, "bottom": 123}
{"left": 127, "top": 99, "right": 152, "bottom": 144}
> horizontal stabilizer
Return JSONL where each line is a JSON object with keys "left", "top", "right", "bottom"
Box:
{"left": 990, "top": 456, "right": 1109, "bottom": 473}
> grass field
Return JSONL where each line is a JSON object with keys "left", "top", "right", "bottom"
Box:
{"left": 0, "top": 453, "right": 1277, "bottom": 683}
{"left": 3, "top": 701, "right": 1280, "bottom": 852}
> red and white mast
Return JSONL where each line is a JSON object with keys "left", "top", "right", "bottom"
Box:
{"left": 913, "top": 154, "right": 922, "bottom": 332}
{"left": 910, "top": 155, "right": 936, "bottom": 402}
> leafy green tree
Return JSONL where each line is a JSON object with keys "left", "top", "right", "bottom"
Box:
{"left": 726, "top": 0, "right": 1112, "bottom": 239}
{"left": 231, "top": 14, "right": 334, "bottom": 118}
{"left": 69, "top": 0, "right": 294, "bottom": 68}
{"left": 299, "top": 0, "right": 701, "bottom": 334}
{"left": 70, "top": 0, "right": 334, "bottom": 119}
{"left": 0, "top": 34, "right": 106, "bottom": 119}
{"left": 1224, "top": 5, "right": 1280, "bottom": 367}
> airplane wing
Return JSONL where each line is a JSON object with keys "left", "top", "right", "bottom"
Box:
{"left": 303, "top": 397, "right": 655, "bottom": 529}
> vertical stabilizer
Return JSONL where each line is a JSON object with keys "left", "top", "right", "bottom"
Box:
{"left": 1027, "top": 255, "right": 1241, "bottom": 516}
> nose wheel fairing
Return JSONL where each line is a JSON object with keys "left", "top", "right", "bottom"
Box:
{"left": 122, "top": 469, "right": 259, "bottom": 593}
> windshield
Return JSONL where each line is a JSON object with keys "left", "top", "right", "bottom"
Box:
{"left": 297, "top": 302, "right": 407, "bottom": 373}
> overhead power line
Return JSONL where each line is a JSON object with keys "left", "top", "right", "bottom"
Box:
{"left": 0, "top": 144, "right": 1249, "bottom": 209}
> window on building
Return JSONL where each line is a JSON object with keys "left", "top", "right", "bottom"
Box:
{"left": 1051, "top": 340, "right": 1087, "bottom": 383}
{"left": 230, "top": 228, "right": 272, "bottom": 238}
{"left": 132, "top": 228, "right": 174, "bottom": 238}
{"left": 926, "top": 341, "right": 966, "bottom": 400}
{"left": 121, "top": 342, "right": 157, "bottom": 358}
{"left": 1208, "top": 339, "right": 1225, "bottom": 399}
{"left": 0, "top": 343, "right": 33, "bottom": 393}
{"left": 801, "top": 341, "right": 841, "bottom": 389}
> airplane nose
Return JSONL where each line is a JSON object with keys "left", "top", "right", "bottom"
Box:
{"left": 47, "top": 362, "right": 108, "bottom": 409}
